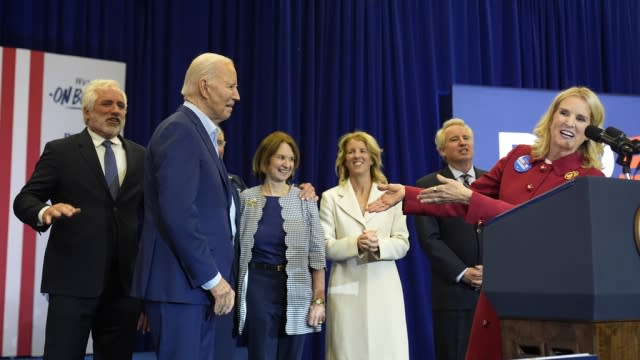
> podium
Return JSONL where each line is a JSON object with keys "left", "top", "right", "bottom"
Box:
{"left": 482, "top": 177, "right": 640, "bottom": 359}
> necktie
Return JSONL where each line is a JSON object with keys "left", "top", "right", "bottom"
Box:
{"left": 460, "top": 173, "right": 471, "bottom": 187}
{"left": 103, "top": 140, "right": 120, "bottom": 199}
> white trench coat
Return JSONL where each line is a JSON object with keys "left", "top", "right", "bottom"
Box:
{"left": 319, "top": 181, "right": 410, "bottom": 360}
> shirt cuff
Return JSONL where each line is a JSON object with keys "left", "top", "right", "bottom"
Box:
{"left": 200, "top": 272, "right": 221, "bottom": 290}
{"left": 456, "top": 268, "right": 468, "bottom": 283}
{"left": 37, "top": 206, "right": 51, "bottom": 226}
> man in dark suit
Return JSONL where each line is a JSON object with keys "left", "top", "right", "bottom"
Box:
{"left": 414, "top": 118, "right": 486, "bottom": 360}
{"left": 131, "top": 53, "right": 241, "bottom": 360}
{"left": 13, "top": 79, "right": 145, "bottom": 360}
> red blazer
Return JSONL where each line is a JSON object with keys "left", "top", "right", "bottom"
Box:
{"left": 403, "top": 144, "right": 604, "bottom": 359}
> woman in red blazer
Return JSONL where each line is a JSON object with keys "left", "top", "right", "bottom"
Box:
{"left": 368, "top": 86, "right": 606, "bottom": 360}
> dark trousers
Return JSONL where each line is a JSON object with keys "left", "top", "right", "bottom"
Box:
{"left": 146, "top": 301, "right": 216, "bottom": 360}
{"left": 215, "top": 306, "right": 248, "bottom": 360}
{"left": 433, "top": 309, "right": 474, "bottom": 360}
{"left": 245, "top": 267, "right": 305, "bottom": 360}
{"left": 44, "top": 292, "right": 140, "bottom": 360}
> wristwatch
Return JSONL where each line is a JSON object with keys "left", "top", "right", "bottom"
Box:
{"left": 311, "top": 297, "right": 325, "bottom": 305}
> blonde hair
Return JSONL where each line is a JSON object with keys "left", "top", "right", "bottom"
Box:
{"left": 531, "top": 87, "right": 605, "bottom": 169}
{"left": 335, "top": 131, "right": 387, "bottom": 184}
{"left": 434, "top": 118, "right": 474, "bottom": 157}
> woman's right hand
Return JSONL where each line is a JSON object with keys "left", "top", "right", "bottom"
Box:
{"left": 366, "top": 184, "right": 405, "bottom": 213}
{"left": 357, "top": 229, "right": 379, "bottom": 253}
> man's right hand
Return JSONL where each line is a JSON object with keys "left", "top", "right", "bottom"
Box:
{"left": 42, "top": 203, "right": 81, "bottom": 225}
{"left": 209, "top": 278, "right": 235, "bottom": 315}
{"left": 463, "top": 265, "right": 483, "bottom": 289}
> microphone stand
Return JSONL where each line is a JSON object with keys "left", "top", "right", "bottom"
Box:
{"left": 617, "top": 140, "right": 640, "bottom": 180}
{"left": 616, "top": 152, "right": 633, "bottom": 180}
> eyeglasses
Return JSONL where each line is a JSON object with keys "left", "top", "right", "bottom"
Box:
{"left": 216, "top": 140, "right": 227, "bottom": 147}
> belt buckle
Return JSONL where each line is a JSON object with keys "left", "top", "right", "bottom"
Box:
{"left": 276, "top": 264, "right": 285, "bottom": 272}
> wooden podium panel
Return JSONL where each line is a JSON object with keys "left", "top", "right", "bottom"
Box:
{"left": 501, "top": 319, "right": 640, "bottom": 359}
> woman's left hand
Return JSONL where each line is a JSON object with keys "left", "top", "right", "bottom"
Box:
{"left": 357, "top": 229, "right": 379, "bottom": 253}
{"left": 417, "top": 174, "right": 473, "bottom": 204}
{"left": 307, "top": 302, "right": 326, "bottom": 327}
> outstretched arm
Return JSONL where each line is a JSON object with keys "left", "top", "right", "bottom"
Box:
{"left": 368, "top": 174, "right": 472, "bottom": 211}
{"left": 417, "top": 174, "right": 473, "bottom": 205}
{"left": 366, "top": 183, "right": 406, "bottom": 213}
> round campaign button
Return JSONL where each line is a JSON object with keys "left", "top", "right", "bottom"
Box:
{"left": 513, "top": 155, "right": 532, "bottom": 173}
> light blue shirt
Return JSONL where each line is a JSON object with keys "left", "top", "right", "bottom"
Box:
{"left": 184, "top": 102, "right": 237, "bottom": 290}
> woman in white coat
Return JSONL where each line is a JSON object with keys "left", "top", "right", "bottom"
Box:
{"left": 319, "top": 131, "right": 410, "bottom": 360}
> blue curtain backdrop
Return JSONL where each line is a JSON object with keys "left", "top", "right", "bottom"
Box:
{"left": 2, "top": 1, "right": 640, "bottom": 359}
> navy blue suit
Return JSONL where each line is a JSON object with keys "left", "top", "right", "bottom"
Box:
{"left": 132, "top": 105, "right": 239, "bottom": 358}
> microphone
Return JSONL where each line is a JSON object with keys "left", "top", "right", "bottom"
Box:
{"left": 584, "top": 125, "right": 640, "bottom": 154}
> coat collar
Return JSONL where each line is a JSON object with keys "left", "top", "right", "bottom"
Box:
{"left": 178, "top": 105, "right": 234, "bottom": 205}
{"left": 335, "top": 180, "right": 382, "bottom": 227}
{"left": 178, "top": 105, "right": 219, "bottom": 160}
{"left": 533, "top": 150, "right": 587, "bottom": 176}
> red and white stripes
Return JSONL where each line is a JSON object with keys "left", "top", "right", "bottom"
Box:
{"left": 0, "top": 47, "right": 125, "bottom": 357}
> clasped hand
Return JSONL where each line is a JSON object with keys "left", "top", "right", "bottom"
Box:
{"left": 357, "top": 229, "right": 379, "bottom": 253}
{"left": 463, "top": 265, "right": 483, "bottom": 289}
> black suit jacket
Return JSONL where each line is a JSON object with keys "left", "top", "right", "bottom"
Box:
{"left": 228, "top": 173, "right": 247, "bottom": 193}
{"left": 13, "top": 128, "right": 145, "bottom": 297}
{"left": 414, "top": 166, "right": 486, "bottom": 310}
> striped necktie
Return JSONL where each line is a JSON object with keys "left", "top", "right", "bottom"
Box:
{"left": 460, "top": 173, "right": 471, "bottom": 187}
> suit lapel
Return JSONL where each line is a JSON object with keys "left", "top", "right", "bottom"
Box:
{"left": 179, "top": 105, "right": 220, "bottom": 161}
{"left": 440, "top": 167, "right": 455, "bottom": 180}
{"left": 119, "top": 136, "right": 141, "bottom": 197}
{"left": 474, "top": 166, "right": 487, "bottom": 179}
{"left": 77, "top": 129, "right": 111, "bottom": 196}
{"left": 364, "top": 182, "right": 388, "bottom": 223}
{"left": 181, "top": 106, "right": 234, "bottom": 205}
{"left": 336, "top": 182, "right": 367, "bottom": 228}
